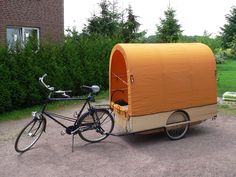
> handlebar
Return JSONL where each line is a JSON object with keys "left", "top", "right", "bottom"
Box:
{"left": 39, "top": 74, "right": 100, "bottom": 98}
{"left": 39, "top": 74, "right": 71, "bottom": 98}
{"left": 39, "top": 74, "right": 55, "bottom": 91}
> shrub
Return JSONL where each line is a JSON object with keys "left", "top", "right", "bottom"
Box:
{"left": 229, "top": 36, "right": 236, "bottom": 59}
{"left": 215, "top": 47, "right": 236, "bottom": 63}
{"left": 179, "top": 35, "right": 222, "bottom": 53}
{"left": 0, "top": 33, "right": 120, "bottom": 114}
{"left": 215, "top": 52, "right": 226, "bottom": 64}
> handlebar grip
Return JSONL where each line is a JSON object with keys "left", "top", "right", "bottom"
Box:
{"left": 39, "top": 73, "right": 47, "bottom": 81}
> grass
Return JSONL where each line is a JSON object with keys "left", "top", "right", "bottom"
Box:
{"left": 217, "top": 58, "right": 236, "bottom": 116}
{"left": 217, "top": 59, "right": 236, "bottom": 96}
{"left": 0, "top": 91, "right": 108, "bottom": 123}
{"left": 218, "top": 104, "right": 236, "bottom": 116}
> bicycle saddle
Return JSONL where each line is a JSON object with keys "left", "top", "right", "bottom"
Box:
{"left": 81, "top": 85, "right": 100, "bottom": 93}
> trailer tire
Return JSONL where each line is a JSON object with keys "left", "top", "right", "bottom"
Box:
{"left": 165, "top": 111, "right": 189, "bottom": 140}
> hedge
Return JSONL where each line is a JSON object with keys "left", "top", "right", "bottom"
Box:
{"left": 0, "top": 34, "right": 120, "bottom": 113}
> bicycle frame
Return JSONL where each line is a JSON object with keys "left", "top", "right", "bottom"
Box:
{"left": 39, "top": 95, "right": 95, "bottom": 130}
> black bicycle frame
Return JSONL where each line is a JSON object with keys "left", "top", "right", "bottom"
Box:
{"left": 40, "top": 95, "right": 94, "bottom": 129}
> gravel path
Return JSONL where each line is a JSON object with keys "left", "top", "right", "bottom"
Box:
{"left": 0, "top": 102, "right": 236, "bottom": 177}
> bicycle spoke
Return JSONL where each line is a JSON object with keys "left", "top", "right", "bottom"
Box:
{"left": 78, "top": 109, "right": 114, "bottom": 143}
{"left": 100, "top": 115, "right": 109, "bottom": 125}
{"left": 15, "top": 119, "right": 45, "bottom": 153}
{"left": 165, "top": 112, "right": 189, "bottom": 140}
{"left": 27, "top": 121, "right": 37, "bottom": 134}
{"left": 80, "top": 124, "right": 95, "bottom": 132}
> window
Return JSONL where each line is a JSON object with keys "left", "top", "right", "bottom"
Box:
{"left": 7, "top": 27, "right": 22, "bottom": 48}
{"left": 7, "top": 27, "right": 39, "bottom": 49}
{"left": 23, "top": 28, "right": 39, "bottom": 43}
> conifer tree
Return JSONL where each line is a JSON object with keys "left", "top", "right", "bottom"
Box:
{"left": 156, "top": 7, "right": 182, "bottom": 43}
{"left": 221, "top": 6, "right": 236, "bottom": 48}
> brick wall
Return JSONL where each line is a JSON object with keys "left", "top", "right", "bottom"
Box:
{"left": 0, "top": 0, "right": 64, "bottom": 44}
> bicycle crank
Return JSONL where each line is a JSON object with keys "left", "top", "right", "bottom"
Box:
{"left": 66, "top": 126, "right": 77, "bottom": 135}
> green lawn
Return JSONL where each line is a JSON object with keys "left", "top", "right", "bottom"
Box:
{"left": 217, "top": 59, "right": 236, "bottom": 96}
{"left": 218, "top": 104, "right": 236, "bottom": 116}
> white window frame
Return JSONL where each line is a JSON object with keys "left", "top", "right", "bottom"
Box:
{"left": 22, "top": 27, "right": 40, "bottom": 45}
{"left": 7, "top": 26, "right": 40, "bottom": 48}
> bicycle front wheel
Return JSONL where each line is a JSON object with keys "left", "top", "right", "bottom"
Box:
{"left": 77, "top": 109, "right": 114, "bottom": 143}
{"left": 15, "top": 118, "right": 45, "bottom": 153}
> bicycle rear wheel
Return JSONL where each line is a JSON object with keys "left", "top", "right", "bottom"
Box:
{"left": 77, "top": 109, "right": 114, "bottom": 143}
{"left": 15, "top": 118, "right": 45, "bottom": 153}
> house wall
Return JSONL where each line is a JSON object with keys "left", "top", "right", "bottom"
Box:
{"left": 0, "top": 0, "right": 64, "bottom": 44}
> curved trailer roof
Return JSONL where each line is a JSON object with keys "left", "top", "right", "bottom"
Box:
{"left": 109, "top": 43, "right": 217, "bottom": 117}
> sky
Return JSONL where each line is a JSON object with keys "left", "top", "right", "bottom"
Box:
{"left": 64, "top": 0, "right": 236, "bottom": 36}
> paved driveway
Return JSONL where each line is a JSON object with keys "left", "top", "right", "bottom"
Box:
{"left": 0, "top": 104, "right": 236, "bottom": 177}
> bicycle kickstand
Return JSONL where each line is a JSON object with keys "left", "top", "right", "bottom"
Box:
{"left": 72, "top": 134, "right": 75, "bottom": 152}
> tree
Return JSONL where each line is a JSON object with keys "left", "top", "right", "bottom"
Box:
{"left": 121, "top": 5, "right": 145, "bottom": 42}
{"left": 83, "top": 1, "right": 145, "bottom": 42}
{"left": 83, "top": 0, "right": 120, "bottom": 37}
{"left": 196, "top": 32, "right": 222, "bottom": 52}
{"left": 221, "top": 6, "right": 236, "bottom": 48}
{"left": 143, "top": 35, "right": 157, "bottom": 43}
{"left": 156, "top": 7, "right": 182, "bottom": 43}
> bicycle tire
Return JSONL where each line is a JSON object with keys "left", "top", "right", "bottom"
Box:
{"left": 15, "top": 118, "right": 46, "bottom": 153}
{"left": 77, "top": 109, "right": 114, "bottom": 143}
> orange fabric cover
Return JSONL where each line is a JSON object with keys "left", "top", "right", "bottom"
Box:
{"left": 109, "top": 43, "right": 217, "bottom": 117}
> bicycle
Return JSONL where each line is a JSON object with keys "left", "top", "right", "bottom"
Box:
{"left": 14, "top": 74, "right": 114, "bottom": 153}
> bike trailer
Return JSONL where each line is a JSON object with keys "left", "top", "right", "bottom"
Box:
{"left": 109, "top": 43, "right": 217, "bottom": 135}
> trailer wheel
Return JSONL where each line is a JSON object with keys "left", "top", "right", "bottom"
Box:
{"left": 165, "top": 111, "right": 189, "bottom": 140}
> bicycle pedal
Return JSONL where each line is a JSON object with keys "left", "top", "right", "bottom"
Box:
{"left": 60, "top": 130, "right": 66, "bottom": 136}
